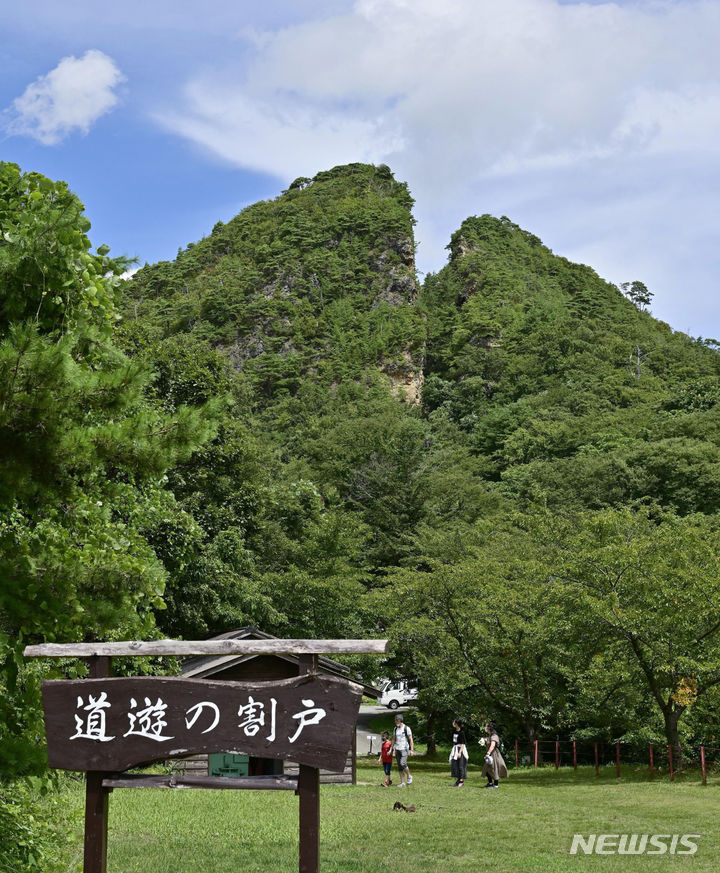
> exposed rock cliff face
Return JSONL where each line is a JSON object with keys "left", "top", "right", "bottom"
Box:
{"left": 370, "top": 235, "right": 423, "bottom": 403}
{"left": 384, "top": 349, "right": 425, "bottom": 405}
{"left": 372, "top": 240, "right": 417, "bottom": 308}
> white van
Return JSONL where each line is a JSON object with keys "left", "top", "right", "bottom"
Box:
{"left": 378, "top": 678, "right": 418, "bottom": 709}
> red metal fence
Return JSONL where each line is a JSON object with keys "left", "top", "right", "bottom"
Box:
{"left": 510, "top": 738, "right": 720, "bottom": 783}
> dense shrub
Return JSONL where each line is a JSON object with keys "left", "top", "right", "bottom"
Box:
{"left": 0, "top": 784, "right": 67, "bottom": 873}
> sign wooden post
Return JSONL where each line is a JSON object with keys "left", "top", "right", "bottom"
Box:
{"left": 84, "top": 656, "right": 110, "bottom": 873}
{"left": 25, "top": 638, "right": 388, "bottom": 873}
{"left": 298, "top": 654, "right": 319, "bottom": 873}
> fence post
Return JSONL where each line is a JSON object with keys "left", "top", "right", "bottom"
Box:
{"left": 515, "top": 738, "right": 519, "bottom": 768}
{"left": 615, "top": 742, "right": 620, "bottom": 778}
{"left": 668, "top": 744, "right": 674, "bottom": 782}
{"left": 594, "top": 742, "right": 599, "bottom": 776}
{"left": 555, "top": 739, "right": 559, "bottom": 770}
{"left": 701, "top": 746, "right": 707, "bottom": 785}
{"left": 649, "top": 744, "right": 654, "bottom": 776}
{"left": 573, "top": 740, "right": 577, "bottom": 771}
{"left": 534, "top": 739, "right": 539, "bottom": 768}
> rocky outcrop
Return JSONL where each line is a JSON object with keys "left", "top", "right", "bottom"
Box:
{"left": 383, "top": 350, "right": 424, "bottom": 405}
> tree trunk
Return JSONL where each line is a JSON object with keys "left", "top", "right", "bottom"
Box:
{"left": 425, "top": 711, "right": 438, "bottom": 757}
{"left": 663, "top": 708, "right": 683, "bottom": 765}
{"left": 523, "top": 721, "right": 539, "bottom": 763}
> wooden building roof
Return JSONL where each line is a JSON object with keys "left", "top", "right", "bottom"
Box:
{"left": 182, "top": 627, "right": 381, "bottom": 698}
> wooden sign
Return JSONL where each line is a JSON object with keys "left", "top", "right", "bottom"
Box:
{"left": 42, "top": 673, "right": 361, "bottom": 773}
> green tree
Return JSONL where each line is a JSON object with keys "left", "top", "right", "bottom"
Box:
{"left": 374, "top": 519, "right": 574, "bottom": 743}
{"left": 620, "top": 280, "right": 653, "bottom": 311}
{"left": 550, "top": 506, "right": 720, "bottom": 758}
{"left": 0, "top": 163, "right": 215, "bottom": 778}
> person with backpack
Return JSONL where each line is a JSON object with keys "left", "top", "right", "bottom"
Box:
{"left": 450, "top": 718, "right": 468, "bottom": 787}
{"left": 391, "top": 713, "right": 414, "bottom": 787}
{"left": 481, "top": 721, "right": 508, "bottom": 788}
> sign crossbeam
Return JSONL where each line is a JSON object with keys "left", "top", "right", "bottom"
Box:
{"left": 24, "top": 639, "right": 388, "bottom": 658}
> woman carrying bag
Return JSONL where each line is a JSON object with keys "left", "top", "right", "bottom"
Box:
{"left": 481, "top": 721, "right": 508, "bottom": 788}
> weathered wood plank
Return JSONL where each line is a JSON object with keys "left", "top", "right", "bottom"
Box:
{"left": 102, "top": 773, "right": 299, "bottom": 791}
{"left": 24, "top": 639, "right": 388, "bottom": 658}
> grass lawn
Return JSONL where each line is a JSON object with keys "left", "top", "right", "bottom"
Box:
{"left": 57, "top": 759, "right": 720, "bottom": 872}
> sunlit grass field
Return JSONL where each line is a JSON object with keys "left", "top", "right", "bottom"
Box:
{"left": 57, "top": 759, "right": 720, "bottom": 872}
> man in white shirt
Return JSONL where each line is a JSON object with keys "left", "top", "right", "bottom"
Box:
{"left": 391, "top": 713, "right": 415, "bottom": 786}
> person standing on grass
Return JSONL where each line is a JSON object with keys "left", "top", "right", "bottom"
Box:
{"left": 481, "top": 721, "right": 508, "bottom": 788}
{"left": 450, "top": 718, "right": 468, "bottom": 787}
{"left": 392, "top": 713, "right": 414, "bottom": 787}
{"left": 378, "top": 731, "right": 393, "bottom": 786}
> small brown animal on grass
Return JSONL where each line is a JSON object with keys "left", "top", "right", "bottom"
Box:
{"left": 392, "top": 802, "right": 416, "bottom": 812}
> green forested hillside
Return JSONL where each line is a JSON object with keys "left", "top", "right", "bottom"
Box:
{"left": 116, "top": 163, "right": 445, "bottom": 642}
{"left": 3, "top": 159, "right": 720, "bottom": 816}
{"left": 422, "top": 214, "right": 720, "bottom": 512}
{"left": 122, "top": 163, "right": 424, "bottom": 398}
{"left": 115, "top": 165, "right": 720, "bottom": 755}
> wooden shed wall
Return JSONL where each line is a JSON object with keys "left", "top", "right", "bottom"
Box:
{"left": 170, "top": 752, "right": 355, "bottom": 784}
{"left": 198, "top": 656, "right": 300, "bottom": 682}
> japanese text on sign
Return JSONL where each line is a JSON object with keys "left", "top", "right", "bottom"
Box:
{"left": 42, "top": 674, "right": 361, "bottom": 773}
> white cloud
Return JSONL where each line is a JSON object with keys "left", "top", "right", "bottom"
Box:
{"left": 6, "top": 50, "right": 125, "bottom": 145}
{"left": 157, "top": 0, "right": 720, "bottom": 186}
{"left": 152, "top": 0, "right": 720, "bottom": 332}
{"left": 157, "top": 80, "right": 404, "bottom": 178}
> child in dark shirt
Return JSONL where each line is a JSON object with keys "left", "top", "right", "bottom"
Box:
{"left": 378, "top": 731, "right": 393, "bottom": 786}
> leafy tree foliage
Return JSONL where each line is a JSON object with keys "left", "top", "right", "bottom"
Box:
{"left": 122, "top": 163, "right": 423, "bottom": 397}
{"left": 421, "top": 215, "right": 720, "bottom": 516}
{"left": 375, "top": 519, "right": 572, "bottom": 742}
{"left": 0, "top": 163, "right": 215, "bottom": 779}
{"left": 621, "top": 280, "right": 653, "bottom": 311}
{"left": 116, "top": 164, "right": 444, "bottom": 638}
{"left": 549, "top": 506, "right": 720, "bottom": 756}
{"left": 112, "top": 167, "right": 720, "bottom": 756}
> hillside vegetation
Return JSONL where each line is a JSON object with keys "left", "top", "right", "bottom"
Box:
{"left": 117, "top": 163, "right": 720, "bottom": 754}
{"left": 3, "top": 160, "right": 720, "bottom": 834}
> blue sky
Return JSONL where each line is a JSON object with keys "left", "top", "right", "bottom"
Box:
{"left": 2, "top": 0, "right": 719, "bottom": 337}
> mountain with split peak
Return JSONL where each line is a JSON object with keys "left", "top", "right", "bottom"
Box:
{"left": 121, "top": 161, "right": 720, "bottom": 521}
